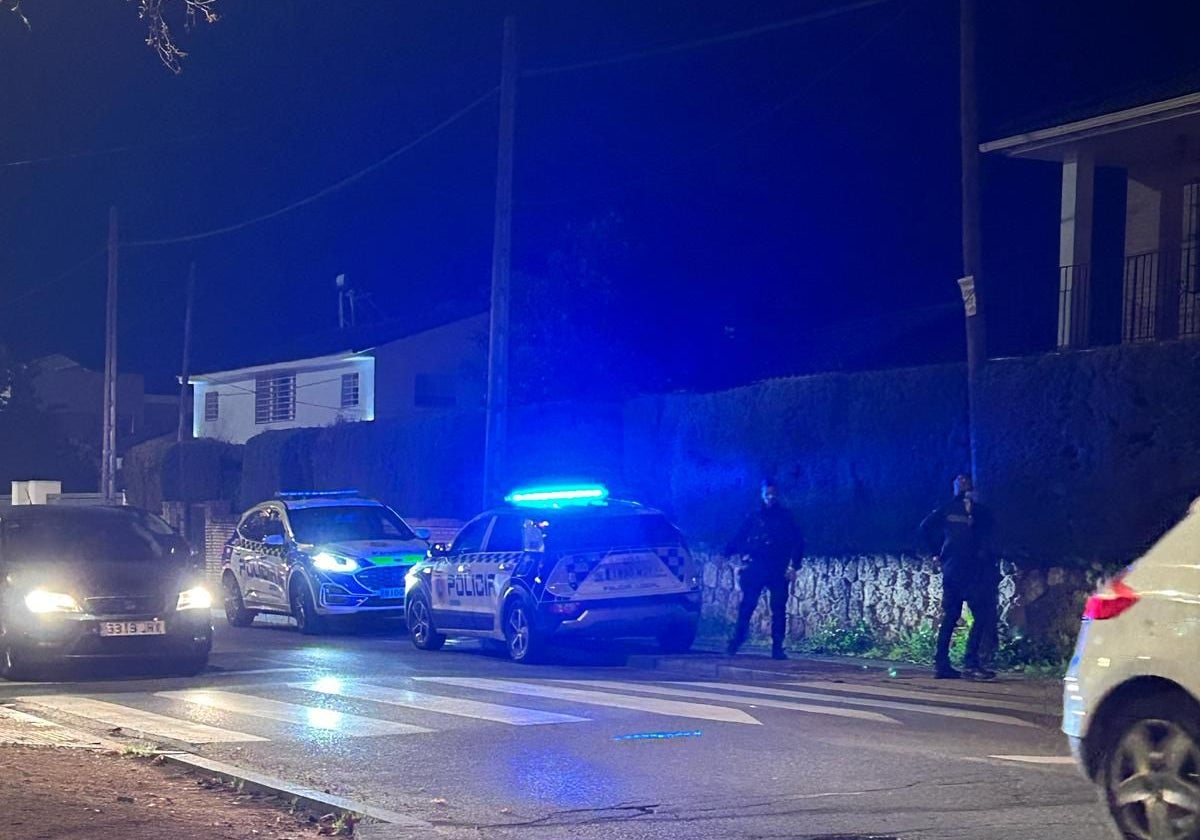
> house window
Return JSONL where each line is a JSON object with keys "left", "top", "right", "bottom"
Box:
{"left": 204, "top": 391, "right": 219, "bottom": 421}
{"left": 414, "top": 373, "right": 456, "bottom": 408}
{"left": 255, "top": 373, "right": 296, "bottom": 424}
{"left": 340, "top": 372, "right": 360, "bottom": 408}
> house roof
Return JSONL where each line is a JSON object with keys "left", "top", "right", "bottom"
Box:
{"left": 982, "top": 71, "right": 1200, "bottom": 159}
{"left": 190, "top": 311, "right": 487, "bottom": 378}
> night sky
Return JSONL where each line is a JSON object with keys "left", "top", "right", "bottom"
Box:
{"left": 2, "top": 0, "right": 1199, "bottom": 395}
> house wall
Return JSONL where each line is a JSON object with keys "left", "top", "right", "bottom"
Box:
{"left": 371, "top": 314, "right": 488, "bottom": 421}
{"left": 193, "top": 357, "right": 375, "bottom": 445}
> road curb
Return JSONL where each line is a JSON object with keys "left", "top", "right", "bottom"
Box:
{"left": 156, "top": 751, "right": 434, "bottom": 834}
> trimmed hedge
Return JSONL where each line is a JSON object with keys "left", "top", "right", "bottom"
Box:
{"left": 123, "top": 437, "right": 242, "bottom": 510}
{"left": 623, "top": 364, "right": 970, "bottom": 553}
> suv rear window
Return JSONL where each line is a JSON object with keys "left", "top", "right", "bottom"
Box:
{"left": 541, "top": 514, "right": 683, "bottom": 553}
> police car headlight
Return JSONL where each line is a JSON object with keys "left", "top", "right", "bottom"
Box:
{"left": 312, "top": 552, "right": 359, "bottom": 573}
{"left": 176, "top": 586, "right": 213, "bottom": 611}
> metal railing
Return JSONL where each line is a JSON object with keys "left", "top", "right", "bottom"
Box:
{"left": 1123, "top": 245, "right": 1200, "bottom": 342}
{"left": 1058, "top": 264, "right": 1090, "bottom": 348}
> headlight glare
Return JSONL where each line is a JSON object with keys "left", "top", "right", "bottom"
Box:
{"left": 312, "top": 552, "right": 359, "bottom": 573}
{"left": 25, "top": 590, "right": 81, "bottom": 613}
{"left": 176, "top": 586, "right": 213, "bottom": 611}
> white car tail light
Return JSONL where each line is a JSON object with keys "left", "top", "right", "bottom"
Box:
{"left": 1083, "top": 573, "right": 1139, "bottom": 621}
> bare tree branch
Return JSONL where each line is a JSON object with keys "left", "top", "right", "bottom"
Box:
{"left": 134, "top": 0, "right": 221, "bottom": 74}
{"left": 6, "top": 1, "right": 220, "bottom": 72}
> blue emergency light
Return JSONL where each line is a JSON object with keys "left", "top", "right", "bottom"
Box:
{"left": 505, "top": 483, "right": 609, "bottom": 507}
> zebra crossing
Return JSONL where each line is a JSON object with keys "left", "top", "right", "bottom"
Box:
{"left": 11, "top": 674, "right": 1052, "bottom": 748}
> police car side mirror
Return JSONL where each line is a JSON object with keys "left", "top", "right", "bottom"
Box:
{"left": 263, "top": 534, "right": 285, "bottom": 548}
{"left": 413, "top": 528, "right": 431, "bottom": 542}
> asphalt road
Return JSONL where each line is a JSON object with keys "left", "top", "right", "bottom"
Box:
{"left": 0, "top": 617, "right": 1114, "bottom": 840}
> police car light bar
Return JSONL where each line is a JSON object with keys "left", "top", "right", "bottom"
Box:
{"left": 505, "top": 484, "right": 609, "bottom": 507}
{"left": 276, "top": 489, "right": 361, "bottom": 499}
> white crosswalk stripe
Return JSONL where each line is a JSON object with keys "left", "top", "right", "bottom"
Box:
{"left": 678, "top": 681, "right": 1038, "bottom": 728}
{"left": 413, "top": 677, "right": 763, "bottom": 725}
{"left": 156, "top": 690, "right": 431, "bottom": 737}
{"left": 550, "top": 680, "right": 899, "bottom": 725}
{"left": 792, "top": 680, "right": 1052, "bottom": 716}
{"left": 294, "top": 680, "right": 588, "bottom": 726}
{"left": 19, "top": 695, "right": 268, "bottom": 744}
{"left": 990, "top": 754, "right": 1075, "bottom": 765}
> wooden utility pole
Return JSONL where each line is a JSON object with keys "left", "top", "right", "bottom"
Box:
{"left": 101, "top": 207, "right": 119, "bottom": 501}
{"left": 177, "top": 261, "right": 196, "bottom": 442}
{"left": 959, "top": 0, "right": 984, "bottom": 482}
{"left": 484, "top": 15, "right": 518, "bottom": 508}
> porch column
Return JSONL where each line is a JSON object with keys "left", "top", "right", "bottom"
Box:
{"left": 1058, "top": 149, "right": 1095, "bottom": 348}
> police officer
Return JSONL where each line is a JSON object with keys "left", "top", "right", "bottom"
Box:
{"left": 920, "top": 473, "right": 997, "bottom": 680}
{"left": 725, "top": 479, "right": 804, "bottom": 660}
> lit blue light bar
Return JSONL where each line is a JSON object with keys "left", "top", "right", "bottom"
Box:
{"left": 276, "top": 489, "right": 361, "bottom": 499}
{"left": 504, "top": 484, "right": 609, "bottom": 507}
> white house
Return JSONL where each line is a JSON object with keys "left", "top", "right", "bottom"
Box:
{"left": 983, "top": 86, "right": 1200, "bottom": 349}
{"left": 190, "top": 314, "right": 487, "bottom": 445}
{"left": 190, "top": 352, "right": 375, "bottom": 444}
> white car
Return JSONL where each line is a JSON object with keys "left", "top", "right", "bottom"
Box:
{"left": 405, "top": 484, "right": 703, "bottom": 662}
{"left": 221, "top": 492, "right": 430, "bottom": 634}
{"left": 1063, "top": 498, "right": 1200, "bottom": 840}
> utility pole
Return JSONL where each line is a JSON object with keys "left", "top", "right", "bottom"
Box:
{"left": 484, "top": 15, "right": 518, "bottom": 508}
{"left": 958, "top": 0, "right": 984, "bottom": 483}
{"left": 177, "top": 261, "right": 196, "bottom": 442}
{"left": 101, "top": 207, "right": 119, "bottom": 501}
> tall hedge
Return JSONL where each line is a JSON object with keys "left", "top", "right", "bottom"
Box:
{"left": 976, "top": 340, "right": 1200, "bottom": 563}
{"left": 623, "top": 365, "right": 971, "bottom": 553}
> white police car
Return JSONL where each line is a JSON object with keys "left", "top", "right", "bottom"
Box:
{"left": 221, "top": 492, "right": 430, "bottom": 634}
{"left": 404, "top": 484, "right": 702, "bottom": 662}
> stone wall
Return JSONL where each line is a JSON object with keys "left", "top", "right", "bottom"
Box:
{"left": 700, "top": 552, "right": 1094, "bottom": 653}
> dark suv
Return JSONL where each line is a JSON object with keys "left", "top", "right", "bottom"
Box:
{"left": 0, "top": 505, "right": 212, "bottom": 680}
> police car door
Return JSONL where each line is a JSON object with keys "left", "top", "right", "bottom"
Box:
{"left": 474, "top": 513, "right": 524, "bottom": 633}
{"left": 433, "top": 515, "right": 492, "bottom": 631}
{"left": 231, "top": 509, "right": 269, "bottom": 608}
{"left": 257, "top": 505, "right": 290, "bottom": 609}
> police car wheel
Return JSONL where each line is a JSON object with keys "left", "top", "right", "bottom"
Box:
{"left": 657, "top": 621, "right": 698, "bottom": 654}
{"left": 222, "top": 574, "right": 257, "bottom": 628}
{"left": 291, "top": 579, "right": 327, "bottom": 635}
{"left": 407, "top": 593, "right": 445, "bottom": 651}
{"left": 503, "top": 597, "right": 544, "bottom": 663}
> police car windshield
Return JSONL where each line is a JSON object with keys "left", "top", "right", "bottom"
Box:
{"left": 542, "top": 513, "right": 681, "bottom": 552}
{"left": 2, "top": 515, "right": 179, "bottom": 564}
{"left": 289, "top": 506, "right": 416, "bottom": 544}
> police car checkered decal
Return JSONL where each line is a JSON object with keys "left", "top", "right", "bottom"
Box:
{"left": 561, "top": 555, "right": 601, "bottom": 591}
{"left": 656, "top": 547, "right": 689, "bottom": 581}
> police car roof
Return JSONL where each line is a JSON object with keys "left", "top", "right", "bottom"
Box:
{"left": 277, "top": 496, "right": 383, "bottom": 510}
{"left": 495, "top": 499, "right": 658, "bottom": 518}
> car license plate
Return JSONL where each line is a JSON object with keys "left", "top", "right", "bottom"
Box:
{"left": 100, "top": 620, "right": 166, "bottom": 637}
{"left": 377, "top": 587, "right": 404, "bottom": 600}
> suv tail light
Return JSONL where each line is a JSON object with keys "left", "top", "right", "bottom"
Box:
{"left": 1083, "top": 573, "right": 1140, "bottom": 621}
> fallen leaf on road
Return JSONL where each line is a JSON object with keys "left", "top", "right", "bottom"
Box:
{"left": 116, "top": 796, "right": 134, "bottom": 804}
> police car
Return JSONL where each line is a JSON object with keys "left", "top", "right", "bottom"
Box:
{"left": 404, "top": 484, "right": 702, "bottom": 662}
{"left": 221, "top": 492, "right": 431, "bottom": 634}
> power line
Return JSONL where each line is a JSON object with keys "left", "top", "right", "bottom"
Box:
{"left": 122, "top": 87, "right": 499, "bottom": 248}
{"left": 523, "top": 0, "right": 893, "bottom": 77}
{"left": 0, "top": 127, "right": 248, "bottom": 169}
{"left": 521, "top": 1, "right": 913, "bottom": 208}
{"left": 4, "top": 248, "right": 107, "bottom": 309}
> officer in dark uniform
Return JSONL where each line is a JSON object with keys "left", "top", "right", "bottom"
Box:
{"left": 920, "top": 472, "right": 997, "bottom": 680}
{"left": 725, "top": 479, "right": 804, "bottom": 660}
